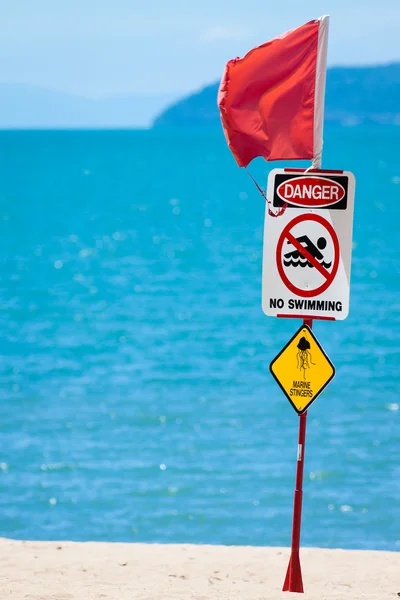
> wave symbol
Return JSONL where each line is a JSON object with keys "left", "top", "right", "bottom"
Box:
{"left": 283, "top": 256, "right": 332, "bottom": 269}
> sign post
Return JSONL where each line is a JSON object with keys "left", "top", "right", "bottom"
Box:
{"left": 263, "top": 169, "right": 352, "bottom": 593}
{"left": 216, "top": 15, "right": 355, "bottom": 595}
{"left": 282, "top": 318, "right": 312, "bottom": 594}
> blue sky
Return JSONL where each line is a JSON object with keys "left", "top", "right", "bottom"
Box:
{"left": 1, "top": 0, "right": 400, "bottom": 98}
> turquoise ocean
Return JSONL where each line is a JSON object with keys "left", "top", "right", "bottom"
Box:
{"left": 1, "top": 127, "right": 399, "bottom": 550}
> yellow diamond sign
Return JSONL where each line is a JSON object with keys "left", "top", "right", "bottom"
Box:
{"left": 270, "top": 324, "right": 335, "bottom": 414}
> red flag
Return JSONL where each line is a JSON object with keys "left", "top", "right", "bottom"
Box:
{"left": 218, "top": 16, "right": 329, "bottom": 168}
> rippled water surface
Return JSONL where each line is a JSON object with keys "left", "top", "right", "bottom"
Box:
{"left": 0, "top": 128, "right": 399, "bottom": 550}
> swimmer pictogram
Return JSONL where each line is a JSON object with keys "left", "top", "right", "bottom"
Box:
{"left": 283, "top": 235, "right": 332, "bottom": 269}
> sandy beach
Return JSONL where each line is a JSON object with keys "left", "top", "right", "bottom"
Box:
{"left": 0, "top": 539, "right": 398, "bottom": 600}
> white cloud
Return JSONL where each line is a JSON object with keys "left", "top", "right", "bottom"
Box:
{"left": 200, "top": 25, "right": 251, "bottom": 43}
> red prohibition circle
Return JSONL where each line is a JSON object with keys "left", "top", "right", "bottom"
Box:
{"left": 276, "top": 213, "right": 340, "bottom": 298}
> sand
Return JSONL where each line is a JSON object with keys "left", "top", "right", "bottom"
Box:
{"left": 0, "top": 539, "right": 398, "bottom": 600}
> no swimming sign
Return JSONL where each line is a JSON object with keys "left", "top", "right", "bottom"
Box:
{"left": 262, "top": 168, "right": 355, "bottom": 320}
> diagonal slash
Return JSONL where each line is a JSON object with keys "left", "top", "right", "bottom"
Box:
{"left": 285, "top": 232, "right": 331, "bottom": 280}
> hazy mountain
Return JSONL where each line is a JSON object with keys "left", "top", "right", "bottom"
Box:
{"left": 153, "top": 63, "right": 400, "bottom": 127}
{"left": 0, "top": 84, "right": 178, "bottom": 128}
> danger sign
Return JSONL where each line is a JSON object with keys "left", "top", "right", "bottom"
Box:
{"left": 276, "top": 176, "right": 345, "bottom": 208}
{"left": 272, "top": 171, "right": 350, "bottom": 211}
{"left": 262, "top": 168, "right": 355, "bottom": 320}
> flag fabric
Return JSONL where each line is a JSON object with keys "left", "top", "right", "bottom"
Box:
{"left": 218, "top": 16, "right": 329, "bottom": 168}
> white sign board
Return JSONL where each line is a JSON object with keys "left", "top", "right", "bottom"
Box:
{"left": 262, "top": 169, "right": 355, "bottom": 320}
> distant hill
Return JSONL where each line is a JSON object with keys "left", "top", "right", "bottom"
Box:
{"left": 0, "top": 84, "right": 178, "bottom": 128}
{"left": 153, "top": 63, "right": 400, "bottom": 127}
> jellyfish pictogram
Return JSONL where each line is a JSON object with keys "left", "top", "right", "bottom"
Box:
{"left": 296, "top": 335, "right": 315, "bottom": 379}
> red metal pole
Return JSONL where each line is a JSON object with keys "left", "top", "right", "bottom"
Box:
{"left": 282, "top": 317, "right": 312, "bottom": 593}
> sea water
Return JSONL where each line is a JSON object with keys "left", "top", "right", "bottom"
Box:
{"left": 0, "top": 127, "right": 399, "bottom": 550}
